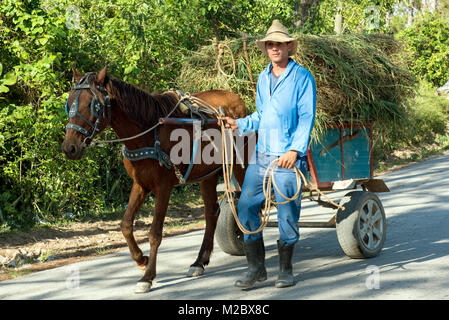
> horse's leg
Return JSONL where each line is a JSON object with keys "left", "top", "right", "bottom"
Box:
{"left": 121, "top": 182, "right": 149, "bottom": 268}
{"left": 187, "top": 173, "right": 219, "bottom": 277}
{"left": 134, "top": 184, "right": 172, "bottom": 293}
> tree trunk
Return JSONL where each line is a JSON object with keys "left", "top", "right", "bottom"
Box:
{"left": 408, "top": 0, "right": 415, "bottom": 26}
{"left": 294, "top": 0, "right": 319, "bottom": 29}
{"left": 334, "top": 1, "right": 343, "bottom": 34}
{"left": 430, "top": 0, "right": 438, "bottom": 12}
{"left": 421, "top": 0, "right": 428, "bottom": 13}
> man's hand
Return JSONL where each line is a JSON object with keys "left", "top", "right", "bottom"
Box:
{"left": 277, "top": 150, "right": 298, "bottom": 169}
{"left": 218, "top": 117, "right": 239, "bottom": 130}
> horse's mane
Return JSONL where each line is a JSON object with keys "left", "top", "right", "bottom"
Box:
{"left": 97, "top": 75, "right": 184, "bottom": 127}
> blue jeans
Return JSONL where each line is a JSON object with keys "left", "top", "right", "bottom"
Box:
{"left": 237, "top": 151, "right": 307, "bottom": 246}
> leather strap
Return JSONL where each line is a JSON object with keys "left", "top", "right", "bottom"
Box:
{"left": 121, "top": 128, "right": 173, "bottom": 169}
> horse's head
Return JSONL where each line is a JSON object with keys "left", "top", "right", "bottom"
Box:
{"left": 62, "top": 66, "right": 111, "bottom": 159}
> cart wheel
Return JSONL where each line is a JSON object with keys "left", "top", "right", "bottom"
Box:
{"left": 215, "top": 196, "right": 244, "bottom": 256}
{"left": 336, "top": 191, "right": 386, "bottom": 259}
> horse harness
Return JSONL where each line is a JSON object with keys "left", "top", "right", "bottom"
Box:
{"left": 121, "top": 127, "right": 172, "bottom": 169}
{"left": 66, "top": 81, "right": 219, "bottom": 184}
{"left": 120, "top": 90, "right": 220, "bottom": 183}
{"left": 65, "top": 72, "right": 111, "bottom": 145}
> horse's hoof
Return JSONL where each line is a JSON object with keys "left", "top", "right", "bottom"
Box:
{"left": 137, "top": 256, "right": 149, "bottom": 272}
{"left": 186, "top": 265, "right": 204, "bottom": 277}
{"left": 134, "top": 281, "right": 152, "bottom": 294}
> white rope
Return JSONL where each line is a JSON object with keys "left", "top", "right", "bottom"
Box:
{"left": 91, "top": 96, "right": 191, "bottom": 144}
{"left": 218, "top": 119, "right": 345, "bottom": 235}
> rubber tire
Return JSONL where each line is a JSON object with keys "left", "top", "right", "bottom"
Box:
{"left": 336, "top": 191, "right": 386, "bottom": 259}
{"left": 215, "top": 195, "right": 244, "bottom": 256}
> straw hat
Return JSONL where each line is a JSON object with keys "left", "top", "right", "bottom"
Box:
{"left": 256, "top": 20, "right": 298, "bottom": 56}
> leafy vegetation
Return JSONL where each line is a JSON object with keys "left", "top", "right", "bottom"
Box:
{"left": 1, "top": 0, "right": 449, "bottom": 231}
{"left": 373, "top": 81, "right": 449, "bottom": 162}
{"left": 398, "top": 13, "right": 449, "bottom": 87}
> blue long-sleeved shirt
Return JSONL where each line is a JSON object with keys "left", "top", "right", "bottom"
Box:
{"left": 236, "top": 58, "right": 317, "bottom": 157}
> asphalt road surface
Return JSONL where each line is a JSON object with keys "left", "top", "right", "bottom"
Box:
{"left": 1, "top": 152, "right": 449, "bottom": 300}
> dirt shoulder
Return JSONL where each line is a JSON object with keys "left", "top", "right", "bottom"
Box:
{"left": 0, "top": 203, "right": 206, "bottom": 282}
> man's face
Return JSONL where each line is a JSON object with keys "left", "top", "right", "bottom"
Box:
{"left": 265, "top": 41, "right": 292, "bottom": 64}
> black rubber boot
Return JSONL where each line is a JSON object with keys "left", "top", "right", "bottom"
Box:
{"left": 235, "top": 238, "right": 267, "bottom": 289}
{"left": 275, "top": 240, "right": 295, "bottom": 288}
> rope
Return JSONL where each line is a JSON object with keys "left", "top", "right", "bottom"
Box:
{"left": 218, "top": 117, "right": 345, "bottom": 235}
{"left": 90, "top": 95, "right": 191, "bottom": 145}
{"left": 216, "top": 43, "right": 236, "bottom": 78}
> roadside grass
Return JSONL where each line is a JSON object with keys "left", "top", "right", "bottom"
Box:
{"left": 373, "top": 81, "right": 449, "bottom": 173}
{"left": 2, "top": 268, "right": 32, "bottom": 279}
{"left": 375, "top": 135, "right": 449, "bottom": 174}
{"left": 94, "top": 247, "right": 114, "bottom": 256}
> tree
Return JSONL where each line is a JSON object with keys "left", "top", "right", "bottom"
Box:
{"left": 399, "top": 12, "right": 449, "bottom": 86}
{"left": 334, "top": 1, "right": 343, "bottom": 34}
{"left": 293, "top": 0, "right": 320, "bottom": 30}
{"left": 408, "top": 0, "right": 416, "bottom": 25}
{"left": 306, "top": 0, "right": 401, "bottom": 34}
{"left": 428, "top": 0, "right": 439, "bottom": 12}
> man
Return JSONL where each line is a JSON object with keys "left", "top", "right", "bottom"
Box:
{"left": 220, "top": 20, "right": 316, "bottom": 289}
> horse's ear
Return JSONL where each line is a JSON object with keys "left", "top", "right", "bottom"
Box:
{"left": 96, "top": 66, "right": 108, "bottom": 85}
{"left": 72, "top": 67, "right": 83, "bottom": 83}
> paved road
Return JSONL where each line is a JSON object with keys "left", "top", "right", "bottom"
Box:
{"left": 1, "top": 152, "right": 449, "bottom": 300}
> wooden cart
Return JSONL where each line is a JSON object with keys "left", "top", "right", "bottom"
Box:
{"left": 215, "top": 123, "right": 389, "bottom": 259}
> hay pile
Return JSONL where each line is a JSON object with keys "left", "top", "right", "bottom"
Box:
{"left": 177, "top": 33, "right": 416, "bottom": 137}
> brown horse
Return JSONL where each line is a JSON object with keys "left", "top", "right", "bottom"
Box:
{"left": 62, "top": 66, "right": 249, "bottom": 293}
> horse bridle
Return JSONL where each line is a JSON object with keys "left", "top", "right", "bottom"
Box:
{"left": 65, "top": 72, "right": 111, "bottom": 144}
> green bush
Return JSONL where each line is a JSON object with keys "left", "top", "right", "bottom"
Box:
{"left": 0, "top": 0, "right": 134, "bottom": 230}
{"left": 0, "top": 0, "right": 301, "bottom": 230}
{"left": 399, "top": 13, "right": 449, "bottom": 87}
{"left": 0, "top": 101, "right": 132, "bottom": 230}
{"left": 372, "top": 81, "right": 449, "bottom": 161}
